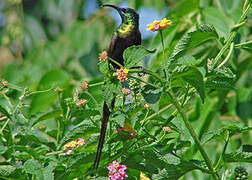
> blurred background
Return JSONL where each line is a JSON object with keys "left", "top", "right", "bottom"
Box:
{"left": 0, "top": 0, "right": 172, "bottom": 83}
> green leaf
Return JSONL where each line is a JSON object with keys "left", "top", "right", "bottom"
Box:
{"left": 35, "top": 162, "right": 56, "bottom": 180}
{"left": 32, "top": 109, "right": 62, "bottom": 126}
{"left": 0, "top": 144, "right": 7, "bottom": 155}
{"left": 141, "top": 85, "right": 162, "bottom": 104}
{"left": 0, "top": 104, "right": 11, "bottom": 119}
{"left": 175, "top": 140, "right": 191, "bottom": 151}
{"left": 58, "top": 121, "right": 98, "bottom": 149}
{"left": 203, "top": 7, "right": 230, "bottom": 39}
{"left": 126, "top": 150, "right": 208, "bottom": 179}
{"left": 0, "top": 165, "right": 16, "bottom": 177}
{"left": 123, "top": 45, "right": 155, "bottom": 68}
{"left": 23, "top": 159, "right": 41, "bottom": 174}
{"left": 99, "top": 60, "right": 109, "bottom": 74}
{"left": 242, "top": 144, "right": 252, "bottom": 152}
{"left": 176, "top": 55, "right": 201, "bottom": 66}
{"left": 207, "top": 67, "right": 236, "bottom": 79}
{"left": 111, "top": 112, "right": 125, "bottom": 127}
{"left": 223, "top": 152, "right": 252, "bottom": 163}
{"left": 172, "top": 66, "right": 205, "bottom": 102}
{"left": 205, "top": 77, "right": 235, "bottom": 90}
{"left": 102, "top": 82, "right": 120, "bottom": 108}
{"left": 64, "top": 152, "right": 97, "bottom": 169}
{"left": 169, "top": 24, "right": 218, "bottom": 64}
{"left": 30, "top": 69, "right": 70, "bottom": 115}
{"left": 206, "top": 67, "right": 236, "bottom": 90}
{"left": 202, "top": 126, "right": 252, "bottom": 144}
{"left": 166, "top": 0, "right": 200, "bottom": 19}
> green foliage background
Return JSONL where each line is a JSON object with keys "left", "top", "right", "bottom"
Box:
{"left": 0, "top": 0, "right": 252, "bottom": 179}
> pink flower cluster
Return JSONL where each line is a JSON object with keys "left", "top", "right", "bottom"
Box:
{"left": 63, "top": 138, "right": 85, "bottom": 155}
{"left": 116, "top": 127, "right": 136, "bottom": 140}
{"left": 108, "top": 161, "right": 128, "bottom": 180}
{"left": 116, "top": 68, "right": 129, "bottom": 82}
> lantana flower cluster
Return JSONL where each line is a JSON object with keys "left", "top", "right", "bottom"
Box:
{"left": 108, "top": 161, "right": 128, "bottom": 180}
{"left": 63, "top": 138, "right": 85, "bottom": 155}
{"left": 147, "top": 18, "right": 172, "bottom": 32}
{"left": 116, "top": 68, "right": 129, "bottom": 82}
{"left": 99, "top": 50, "right": 108, "bottom": 62}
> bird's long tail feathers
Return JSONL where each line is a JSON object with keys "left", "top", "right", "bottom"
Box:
{"left": 93, "top": 98, "right": 115, "bottom": 169}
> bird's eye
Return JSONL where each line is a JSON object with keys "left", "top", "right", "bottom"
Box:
{"left": 121, "top": 8, "right": 127, "bottom": 12}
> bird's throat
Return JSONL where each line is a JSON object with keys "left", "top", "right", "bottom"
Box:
{"left": 118, "top": 23, "right": 134, "bottom": 38}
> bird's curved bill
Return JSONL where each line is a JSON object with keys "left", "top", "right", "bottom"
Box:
{"left": 103, "top": 4, "right": 124, "bottom": 18}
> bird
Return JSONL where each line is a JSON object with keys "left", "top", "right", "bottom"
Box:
{"left": 93, "top": 4, "right": 141, "bottom": 169}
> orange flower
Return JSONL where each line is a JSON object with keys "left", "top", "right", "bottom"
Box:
{"left": 147, "top": 18, "right": 172, "bottom": 32}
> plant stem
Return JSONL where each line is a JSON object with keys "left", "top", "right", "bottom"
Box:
{"left": 0, "top": 92, "right": 13, "bottom": 109}
{"left": 84, "top": 91, "right": 99, "bottom": 109}
{"left": 214, "top": 131, "right": 230, "bottom": 170}
{"left": 0, "top": 118, "right": 10, "bottom": 135}
{"left": 167, "top": 91, "right": 219, "bottom": 180}
{"left": 128, "top": 75, "right": 159, "bottom": 89}
{"left": 108, "top": 57, "right": 123, "bottom": 68}
{"left": 130, "top": 68, "right": 164, "bottom": 83}
{"left": 212, "top": 2, "right": 251, "bottom": 68}
{"left": 88, "top": 82, "right": 104, "bottom": 87}
{"left": 46, "top": 150, "right": 63, "bottom": 156}
{"left": 56, "top": 118, "right": 60, "bottom": 146}
{"left": 235, "top": 40, "right": 252, "bottom": 48}
{"left": 217, "top": 42, "right": 234, "bottom": 68}
{"left": 159, "top": 31, "right": 169, "bottom": 80}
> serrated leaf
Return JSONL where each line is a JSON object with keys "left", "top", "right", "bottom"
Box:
{"left": 207, "top": 67, "right": 236, "bottom": 79}
{"left": 36, "top": 162, "right": 56, "bottom": 180}
{"left": 23, "top": 160, "right": 41, "bottom": 174}
{"left": 202, "top": 126, "right": 252, "bottom": 144}
{"left": 123, "top": 45, "right": 155, "bottom": 68}
{"left": 0, "top": 165, "right": 16, "bottom": 177}
{"left": 65, "top": 152, "right": 97, "bottom": 169}
{"left": 169, "top": 24, "right": 218, "bottom": 65}
{"left": 176, "top": 55, "right": 201, "bottom": 66}
{"left": 173, "top": 66, "right": 205, "bottom": 102}
{"left": 111, "top": 113, "right": 125, "bottom": 127}
{"left": 58, "top": 121, "right": 98, "bottom": 149}
{"left": 205, "top": 77, "right": 235, "bottom": 90}
{"left": 223, "top": 152, "right": 252, "bottom": 163}
{"left": 99, "top": 60, "right": 109, "bottom": 74}
{"left": 102, "top": 82, "right": 120, "bottom": 108}
{"left": 126, "top": 150, "right": 208, "bottom": 180}
{"left": 141, "top": 85, "right": 162, "bottom": 104}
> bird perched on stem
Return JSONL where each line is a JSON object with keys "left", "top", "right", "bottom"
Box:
{"left": 93, "top": 4, "right": 141, "bottom": 169}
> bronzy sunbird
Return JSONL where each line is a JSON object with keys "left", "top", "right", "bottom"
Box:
{"left": 93, "top": 4, "right": 141, "bottom": 169}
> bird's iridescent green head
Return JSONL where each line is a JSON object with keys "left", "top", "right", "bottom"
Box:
{"left": 103, "top": 4, "right": 139, "bottom": 37}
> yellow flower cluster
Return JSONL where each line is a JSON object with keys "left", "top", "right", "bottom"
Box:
{"left": 147, "top": 18, "right": 172, "bottom": 32}
{"left": 63, "top": 138, "right": 85, "bottom": 155}
{"left": 140, "top": 172, "right": 150, "bottom": 180}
